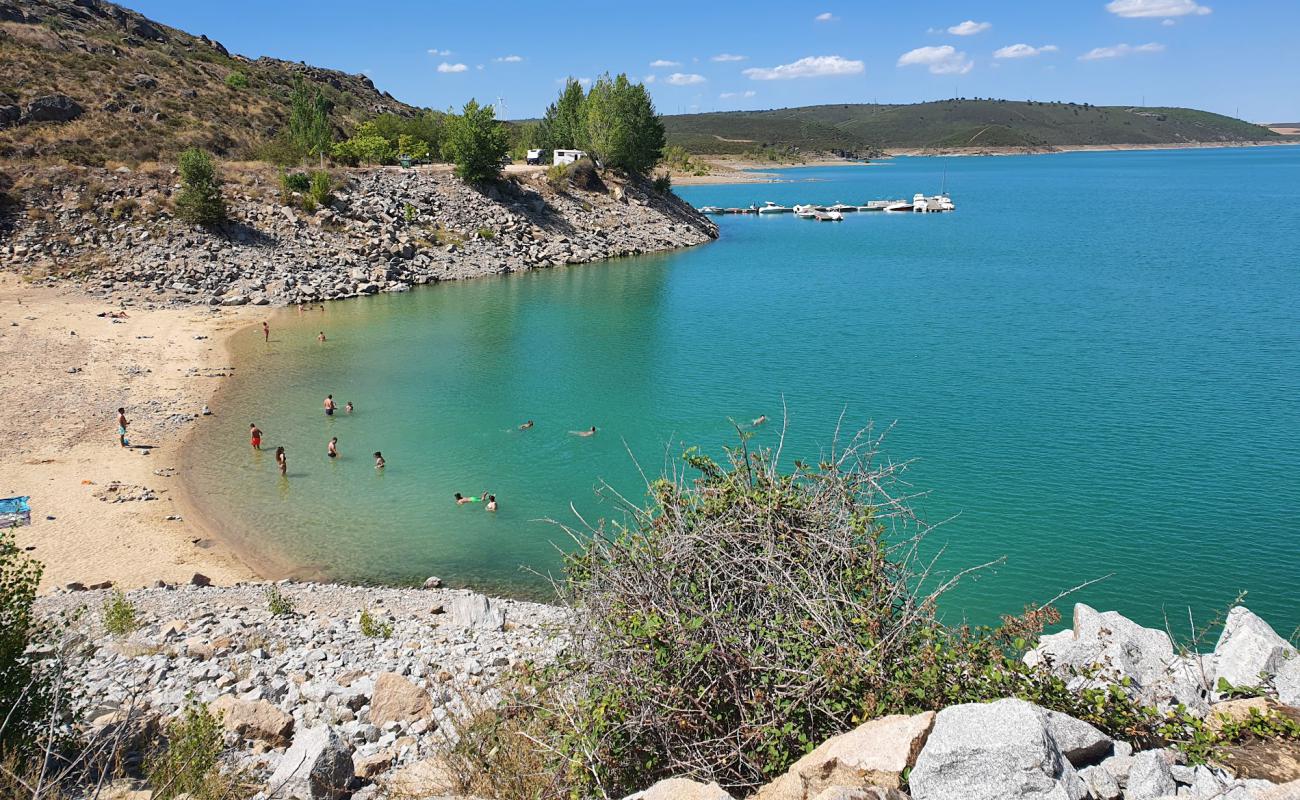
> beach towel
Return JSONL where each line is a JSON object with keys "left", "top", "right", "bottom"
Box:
{"left": 0, "top": 496, "right": 32, "bottom": 528}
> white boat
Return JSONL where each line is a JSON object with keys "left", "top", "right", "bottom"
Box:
{"left": 813, "top": 210, "right": 843, "bottom": 222}
{"left": 862, "top": 200, "right": 895, "bottom": 211}
{"left": 698, "top": 205, "right": 724, "bottom": 215}
{"left": 883, "top": 200, "right": 914, "bottom": 213}
{"left": 757, "top": 201, "right": 792, "bottom": 214}
{"left": 828, "top": 202, "right": 858, "bottom": 213}
{"left": 911, "top": 192, "right": 956, "bottom": 213}
{"left": 793, "top": 204, "right": 818, "bottom": 218}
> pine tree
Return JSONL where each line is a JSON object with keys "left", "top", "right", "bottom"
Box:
{"left": 174, "top": 148, "right": 227, "bottom": 226}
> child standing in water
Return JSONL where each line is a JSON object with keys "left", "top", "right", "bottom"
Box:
{"left": 328, "top": 437, "right": 338, "bottom": 458}
{"left": 249, "top": 423, "right": 262, "bottom": 450}
{"left": 275, "top": 446, "right": 287, "bottom": 476}
{"left": 373, "top": 451, "right": 385, "bottom": 469}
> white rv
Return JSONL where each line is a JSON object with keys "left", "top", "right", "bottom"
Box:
{"left": 526, "top": 148, "right": 544, "bottom": 165}
{"left": 553, "top": 149, "right": 587, "bottom": 166}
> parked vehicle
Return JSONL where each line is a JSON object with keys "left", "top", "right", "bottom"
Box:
{"left": 526, "top": 148, "right": 544, "bottom": 165}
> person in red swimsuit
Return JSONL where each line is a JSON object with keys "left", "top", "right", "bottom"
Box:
{"left": 249, "top": 423, "right": 262, "bottom": 450}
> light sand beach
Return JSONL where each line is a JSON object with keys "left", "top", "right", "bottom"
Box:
{"left": 0, "top": 274, "right": 261, "bottom": 592}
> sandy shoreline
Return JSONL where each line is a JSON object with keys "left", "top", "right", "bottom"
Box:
{"left": 675, "top": 139, "right": 1299, "bottom": 185}
{"left": 0, "top": 274, "right": 262, "bottom": 593}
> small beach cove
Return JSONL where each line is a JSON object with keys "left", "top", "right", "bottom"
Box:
{"left": 175, "top": 147, "right": 1300, "bottom": 633}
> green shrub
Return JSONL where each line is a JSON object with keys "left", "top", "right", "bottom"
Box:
{"left": 110, "top": 197, "right": 139, "bottom": 220}
{"left": 265, "top": 585, "right": 296, "bottom": 617}
{"left": 0, "top": 526, "right": 57, "bottom": 758}
{"left": 441, "top": 98, "right": 509, "bottom": 184}
{"left": 102, "top": 589, "right": 138, "bottom": 636}
{"left": 545, "top": 163, "right": 568, "bottom": 191}
{"left": 307, "top": 171, "right": 332, "bottom": 208}
{"left": 476, "top": 227, "right": 495, "bottom": 240}
{"left": 174, "top": 148, "right": 226, "bottom": 227}
{"left": 652, "top": 173, "right": 672, "bottom": 195}
{"left": 280, "top": 171, "right": 311, "bottom": 195}
{"left": 146, "top": 700, "right": 230, "bottom": 800}
{"left": 224, "top": 70, "right": 248, "bottom": 90}
{"left": 359, "top": 608, "right": 392, "bottom": 639}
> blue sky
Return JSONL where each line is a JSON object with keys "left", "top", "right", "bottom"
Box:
{"left": 126, "top": 0, "right": 1299, "bottom": 122}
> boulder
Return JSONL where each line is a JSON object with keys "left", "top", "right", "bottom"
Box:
{"left": 754, "top": 712, "right": 934, "bottom": 799}
{"left": 807, "top": 790, "right": 905, "bottom": 800}
{"left": 352, "top": 749, "right": 394, "bottom": 779}
{"left": 1276, "top": 654, "right": 1300, "bottom": 707}
{"left": 0, "top": 104, "right": 20, "bottom": 127}
{"left": 368, "top": 672, "right": 431, "bottom": 728}
{"left": 909, "top": 699, "right": 1087, "bottom": 800}
{"left": 1214, "top": 607, "right": 1297, "bottom": 691}
{"left": 209, "top": 695, "right": 294, "bottom": 746}
{"left": 1254, "top": 779, "right": 1300, "bottom": 800}
{"left": 1207, "top": 697, "right": 1273, "bottom": 732}
{"left": 384, "top": 756, "right": 456, "bottom": 797}
{"left": 1041, "top": 709, "right": 1113, "bottom": 766}
{"left": 1077, "top": 766, "right": 1120, "bottom": 800}
{"left": 266, "top": 725, "right": 354, "bottom": 800}
{"left": 448, "top": 591, "right": 505, "bottom": 631}
{"left": 24, "top": 95, "right": 84, "bottom": 123}
{"left": 627, "top": 778, "right": 733, "bottom": 800}
{"left": 1125, "top": 750, "right": 1176, "bottom": 800}
{"left": 1025, "top": 604, "right": 1210, "bottom": 714}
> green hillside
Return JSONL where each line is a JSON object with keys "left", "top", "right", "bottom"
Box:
{"left": 663, "top": 99, "right": 1279, "bottom": 156}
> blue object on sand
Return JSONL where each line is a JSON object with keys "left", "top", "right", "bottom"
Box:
{"left": 0, "top": 496, "right": 32, "bottom": 527}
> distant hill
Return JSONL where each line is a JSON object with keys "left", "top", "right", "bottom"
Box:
{"left": 663, "top": 100, "right": 1280, "bottom": 156}
{"left": 0, "top": 0, "right": 415, "bottom": 165}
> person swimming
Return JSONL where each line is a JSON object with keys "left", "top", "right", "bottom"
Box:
{"left": 373, "top": 451, "right": 385, "bottom": 469}
{"left": 571, "top": 426, "right": 597, "bottom": 437}
{"left": 485, "top": 494, "right": 498, "bottom": 512}
{"left": 345, "top": 402, "right": 354, "bottom": 414}
{"left": 518, "top": 420, "right": 534, "bottom": 430}
{"left": 317, "top": 331, "right": 327, "bottom": 343}
{"left": 454, "top": 492, "right": 486, "bottom": 505}
{"left": 328, "top": 437, "right": 338, "bottom": 458}
{"left": 752, "top": 415, "right": 768, "bottom": 427}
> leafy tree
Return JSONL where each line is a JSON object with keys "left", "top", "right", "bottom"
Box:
{"left": 287, "top": 77, "right": 333, "bottom": 163}
{"left": 585, "top": 73, "right": 664, "bottom": 173}
{"left": 538, "top": 78, "right": 588, "bottom": 152}
{"left": 0, "top": 526, "right": 53, "bottom": 758}
{"left": 174, "top": 148, "right": 227, "bottom": 226}
{"left": 224, "top": 70, "right": 248, "bottom": 90}
{"left": 441, "top": 99, "right": 509, "bottom": 183}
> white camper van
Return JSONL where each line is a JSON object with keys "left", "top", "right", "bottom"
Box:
{"left": 553, "top": 149, "right": 587, "bottom": 166}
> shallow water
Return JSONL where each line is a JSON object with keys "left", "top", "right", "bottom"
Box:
{"left": 185, "top": 147, "right": 1300, "bottom": 635}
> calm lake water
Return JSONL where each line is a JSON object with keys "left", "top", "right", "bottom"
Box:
{"left": 185, "top": 147, "right": 1300, "bottom": 635}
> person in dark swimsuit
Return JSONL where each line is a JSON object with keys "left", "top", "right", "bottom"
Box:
{"left": 328, "top": 437, "right": 338, "bottom": 458}
{"left": 275, "top": 446, "right": 287, "bottom": 476}
{"left": 324, "top": 395, "right": 336, "bottom": 416}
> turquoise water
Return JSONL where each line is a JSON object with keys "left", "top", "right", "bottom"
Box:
{"left": 185, "top": 147, "right": 1300, "bottom": 634}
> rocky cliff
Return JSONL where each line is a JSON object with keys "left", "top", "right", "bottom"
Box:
{"left": 2, "top": 164, "right": 717, "bottom": 305}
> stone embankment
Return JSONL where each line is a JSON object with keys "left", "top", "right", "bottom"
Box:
{"left": 3, "top": 165, "right": 717, "bottom": 306}
{"left": 36, "top": 590, "right": 1300, "bottom": 799}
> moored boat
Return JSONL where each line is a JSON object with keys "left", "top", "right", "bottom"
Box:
{"left": 698, "top": 205, "right": 724, "bottom": 215}
{"left": 862, "top": 200, "right": 895, "bottom": 211}
{"left": 757, "top": 201, "right": 792, "bottom": 214}
{"left": 828, "top": 202, "right": 858, "bottom": 213}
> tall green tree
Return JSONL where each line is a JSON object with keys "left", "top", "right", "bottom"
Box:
{"left": 174, "top": 148, "right": 227, "bottom": 226}
{"left": 441, "top": 99, "right": 509, "bottom": 183}
{"left": 0, "top": 527, "right": 55, "bottom": 758}
{"left": 287, "top": 77, "right": 333, "bottom": 163}
{"left": 584, "top": 73, "right": 664, "bottom": 173}
{"left": 538, "top": 77, "right": 589, "bottom": 152}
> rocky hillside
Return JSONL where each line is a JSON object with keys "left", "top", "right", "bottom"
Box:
{"left": 0, "top": 0, "right": 414, "bottom": 164}
{"left": 1, "top": 163, "right": 717, "bottom": 305}
{"left": 29, "top": 588, "right": 1300, "bottom": 799}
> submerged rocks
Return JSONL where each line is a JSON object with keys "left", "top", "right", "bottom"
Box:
{"left": 908, "top": 699, "right": 1087, "bottom": 800}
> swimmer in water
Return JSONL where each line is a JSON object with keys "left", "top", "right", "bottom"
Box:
{"left": 519, "top": 420, "right": 534, "bottom": 430}
{"left": 373, "top": 451, "right": 385, "bottom": 469}
{"left": 328, "top": 437, "right": 338, "bottom": 458}
{"left": 275, "top": 446, "right": 287, "bottom": 476}
{"left": 249, "top": 423, "right": 262, "bottom": 450}
{"left": 752, "top": 415, "right": 767, "bottom": 427}
{"left": 454, "top": 492, "right": 487, "bottom": 505}
{"left": 485, "top": 494, "right": 498, "bottom": 512}
{"left": 317, "top": 331, "right": 327, "bottom": 343}
{"left": 345, "top": 401, "right": 354, "bottom": 414}
{"left": 570, "top": 426, "right": 597, "bottom": 437}
{"left": 324, "top": 395, "right": 336, "bottom": 416}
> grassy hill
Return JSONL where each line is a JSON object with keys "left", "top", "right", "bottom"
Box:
{"left": 663, "top": 99, "right": 1280, "bottom": 156}
{"left": 0, "top": 0, "right": 415, "bottom": 165}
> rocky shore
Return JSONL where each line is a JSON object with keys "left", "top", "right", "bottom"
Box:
{"left": 31, "top": 588, "right": 1300, "bottom": 799}
{"left": 3, "top": 164, "right": 717, "bottom": 308}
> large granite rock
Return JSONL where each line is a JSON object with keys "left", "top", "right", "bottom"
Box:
{"left": 1025, "top": 604, "right": 1211, "bottom": 714}
{"left": 448, "top": 591, "right": 506, "bottom": 630}
{"left": 909, "top": 699, "right": 1087, "bottom": 800}
{"left": 1124, "top": 749, "right": 1176, "bottom": 800}
{"left": 626, "top": 778, "right": 734, "bottom": 800}
{"left": 754, "top": 712, "right": 934, "bottom": 799}
{"left": 1041, "top": 709, "right": 1113, "bottom": 766}
{"left": 24, "top": 94, "right": 84, "bottom": 123}
{"left": 1214, "top": 607, "right": 1297, "bottom": 691}
{"left": 1077, "top": 765, "right": 1121, "bottom": 800}
{"left": 266, "top": 725, "right": 354, "bottom": 800}
{"left": 209, "top": 694, "right": 294, "bottom": 746}
{"left": 1276, "top": 654, "right": 1300, "bottom": 707}
{"left": 368, "top": 672, "right": 431, "bottom": 728}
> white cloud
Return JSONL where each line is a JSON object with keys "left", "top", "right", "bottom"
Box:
{"left": 720, "top": 90, "right": 757, "bottom": 99}
{"left": 1106, "top": 0, "right": 1210, "bottom": 18}
{"left": 948, "top": 20, "right": 992, "bottom": 36}
{"left": 1079, "top": 42, "right": 1165, "bottom": 60}
{"left": 437, "top": 62, "right": 468, "bottom": 73}
{"left": 475, "top": 64, "right": 484, "bottom": 70}
{"left": 743, "top": 55, "right": 864, "bottom": 80}
{"left": 644, "top": 74, "right": 657, "bottom": 83}
{"left": 814, "top": 12, "right": 836, "bottom": 22}
{"left": 993, "top": 43, "right": 1059, "bottom": 59}
{"left": 427, "top": 48, "right": 452, "bottom": 56}
{"left": 1161, "top": 18, "right": 1176, "bottom": 25}
{"left": 896, "top": 45, "right": 974, "bottom": 74}
{"left": 666, "top": 72, "right": 706, "bottom": 85}
{"left": 494, "top": 55, "right": 524, "bottom": 63}
{"left": 712, "top": 53, "right": 747, "bottom": 62}
{"left": 650, "top": 59, "right": 681, "bottom": 68}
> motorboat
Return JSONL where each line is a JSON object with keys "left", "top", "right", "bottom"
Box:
{"left": 757, "top": 201, "right": 792, "bottom": 214}
{"left": 827, "top": 202, "right": 858, "bottom": 213}
{"left": 813, "top": 209, "right": 843, "bottom": 222}
{"left": 698, "top": 205, "right": 724, "bottom": 215}
{"left": 861, "top": 200, "right": 895, "bottom": 211}
{"left": 793, "top": 204, "right": 818, "bottom": 218}
{"left": 911, "top": 192, "right": 956, "bottom": 213}
{"left": 883, "top": 200, "right": 914, "bottom": 213}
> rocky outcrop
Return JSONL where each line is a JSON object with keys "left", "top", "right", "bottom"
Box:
{"left": 23, "top": 94, "right": 84, "bottom": 123}
{"left": 3, "top": 166, "right": 718, "bottom": 307}
{"left": 266, "top": 725, "right": 354, "bottom": 800}
{"left": 908, "top": 699, "right": 1087, "bottom": 800}
{"left": 1215, "top": 607, "right": 1298, "bottom": 691}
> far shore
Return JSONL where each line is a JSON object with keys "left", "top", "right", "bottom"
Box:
{"left": 0, "top": 275, "right": 262, "bottom": 593}
{"left": 675, "top": 138, "right": 1300, "bottom": 186}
